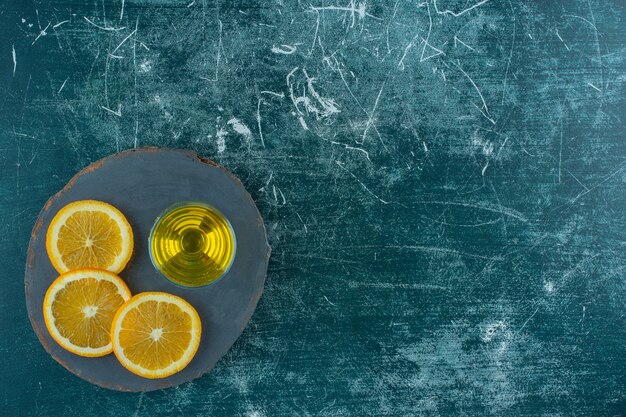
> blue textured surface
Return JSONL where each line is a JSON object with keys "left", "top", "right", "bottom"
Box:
{"left": 1, "top": 0, "right": 625, "bottom": 415}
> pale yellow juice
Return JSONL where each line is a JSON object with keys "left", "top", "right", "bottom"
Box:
{"left": 150, "top": 203, "right": 235, "bottom": 287}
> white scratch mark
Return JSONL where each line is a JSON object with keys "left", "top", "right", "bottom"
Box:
{"left": 472, "top": 102, "right": 496, "bottom": 125}
{"left": 420, "top": 3, "right": 444, "bottom": 62}
{"left": 587, "top": 82, "right": 601, "bottom": 92}
{"left": 326, "top": 56, "right": 385, "bottom": 146}
{"left": 565, "top": 168, "right": 589, "bottom": 191}
{"left": 256, "top": 99, "right": 265, "bottom": 148}
{"left": 297, "top": 114, "right": 309, "bottom": 130}
{"left": 310, "top": 2, "right": 381, "bottom": 27}
{"left": 271, "top": 44, "right": 297, "bottom": 54}
{"left": 386, "top": 0, "right": 401, "bottom": 53}
{"left": 569, "top": 163, "right": 625, "bottom": 204}
{"left": 580, "top": 306, "right": 586, "bottom": 328}
{"left": 173, "top": 117, "right": 191, "bottom": 139}
{"left": 429, "top": 218, "right": 501, "bottom": 228}
{"left": 296, "top": 212, "right": 308, "bottom": 233}
{"left": 187, "top": 0, "right": 195, "bottom": 7}
{"left": 555, "top": 28, "right": 570, "bottom": 50}
{"left": 216, "top": 128, "right": 228, "bottom": 153}
{"left": 361, "top": 81, "right": 386, "bottom": 147}
{"left": 454, "top": 36, "right": 475, "bottom": 51}
{"left": 53, "top": 20, "right": 69, "bottom": 29}
{"left": 271, "top": 185, "right": 287, "bottom": 206}
{"left": 496, "top": 136, "right": 509, "bottom": 159}
{"left": 12, "top": 132, "right": 35, "bottom": 139}
{"left": 454, "top": 60, "right": 491, "bottom": 117}
{"left": 331, "top": 141, "right": 371, "bottom": 161}
{"left": 101, "top": 104, "right": 122, "bottom": 117}
{"left": 433, "top": 0, "right": 490, "bottom": 17}
{"left": 260, "top": 90, "right": 285, "bottom": 98}
{"left": 200, "top": 20, "right": 222, "bottom": 82}
{"left": 335, "top": 160, "right": 390, "bottom": 204}
{"left": 227, "top": 117, "right": 253, "bottom": 142}
{"left": 83, "top": 16, "right": 126, "bottom": 31}
{"left": 133, "top": 18, "right": 139, "bottom": 148}
{"left": 388, "top": 244, "right": 497, "bottom": 260}
{"left": 418, "top": 200, "right": 527, "bottom": 222}
{"left": 558, "top": 117, "right": 563, "bottom": 183}
{"left": 132, "top": 393, "right": 144, "bottom": 417}
{"left": 323, "top": 295, "right": 336, "bottom": 306}
{"left": 120, "top": 0, "right": 125, "bottom": 21}
{"left": 346, "top": 279, "right": 449, "bottom": 291}
{"left": 29, "top": 148, "right": 38, "bottom": 165}
{"left": 502, "top": 1, "right": 516, "bottom": 106}
{"left": 558, "top": 254, "right": 601, "bottom": 284}
{"left": 35, "top": 9, "right": 41, "bottom": 30}
{"left": 481, "top": 161, "right": 489, "bottom": 176}
{"left": 259, "top": 172, "right": 273, "bottom": 193}
{"left": 110, "top": 28, "right": 137, "bottom": 55}
{"left": 58, "top": 77, "right": 68, "bottom": 94}
{"left": 278, "top": 188, "right": 286, "bottom": 205}
{"left": 303, "top": 68, "right": 341, "bottom": 117}
{"left": 287, "top": 67, "right": 340, "bottom": 129}
{"left": 563, "top": 14, "right": 598, "bottom": 32}
{"left": 397, "top": 32, "right": 420, "bottom": 70}
{"left": 307, "top": 11, "right": 320, "bottom": 56}
{"left": 515, "top": 307, "right": 539, "bottom": 336}
{"left": 134, "top": 119, "right": 139, "bottom": 148}
{"left": 12, "top": 45, "right": 16, "bottom": 76}
{"left": 32, "top": 22, "right": 51, "bottom": 45}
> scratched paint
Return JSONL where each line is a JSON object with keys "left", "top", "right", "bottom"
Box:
{"left": 1, "top": 0, "right": 625, "bottom": 415}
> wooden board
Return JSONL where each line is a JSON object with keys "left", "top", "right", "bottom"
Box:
{"left": 25, "top": 148, "right": 270, "bottom": 391}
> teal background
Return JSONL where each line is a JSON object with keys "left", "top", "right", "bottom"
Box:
{"left": 1, "top": 0, "right": 625, "bottom": 415}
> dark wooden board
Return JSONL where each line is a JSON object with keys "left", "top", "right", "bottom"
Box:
{"left": 24, "top": 148, "right": 270, "bottom": 391}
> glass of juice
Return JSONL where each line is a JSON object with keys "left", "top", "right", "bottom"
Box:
{"left": 149, "top": 202, "right": 236, "bottom": 287}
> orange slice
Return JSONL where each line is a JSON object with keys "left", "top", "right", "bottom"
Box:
{"left": 43, "top": 269, "right": 132, "bottom": 357}
{"left": 111, "top": 292, "right": 202, "bottom": 379}
{"left": 46, "top": 200, "right": 133, "bottom": 274}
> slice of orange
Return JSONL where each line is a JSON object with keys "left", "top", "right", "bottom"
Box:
{"left": 43, "top": 269, "right": 132, "bottom": 357}
{"left": 111, "top": 292, "right": 202, "bottom": 379}
{"left": 46, "top": 200, "right": 133, "bottom": 274}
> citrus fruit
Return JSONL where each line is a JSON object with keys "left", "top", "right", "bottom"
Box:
{"left": 46, "top": 200, "right": 133, "bottom": 274}
{"left": 43, "top": 269, "right": 132, "bottom": 357}
{"left": 111, "top": 292, "right": 202, "bottom": 379}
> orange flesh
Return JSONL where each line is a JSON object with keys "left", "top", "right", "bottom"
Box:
{"left": 117, "top": 300, "right": 193, "bottom": 370}
{"left": 57, "top": 210, "right": 123, "bottom": 270}
{"left": 51, "top": 277, "right": 126, "bottom": 349}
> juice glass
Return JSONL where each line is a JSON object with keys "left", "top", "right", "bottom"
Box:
{"left": 149, "top": 202, "right": 236, "bottom": 287}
